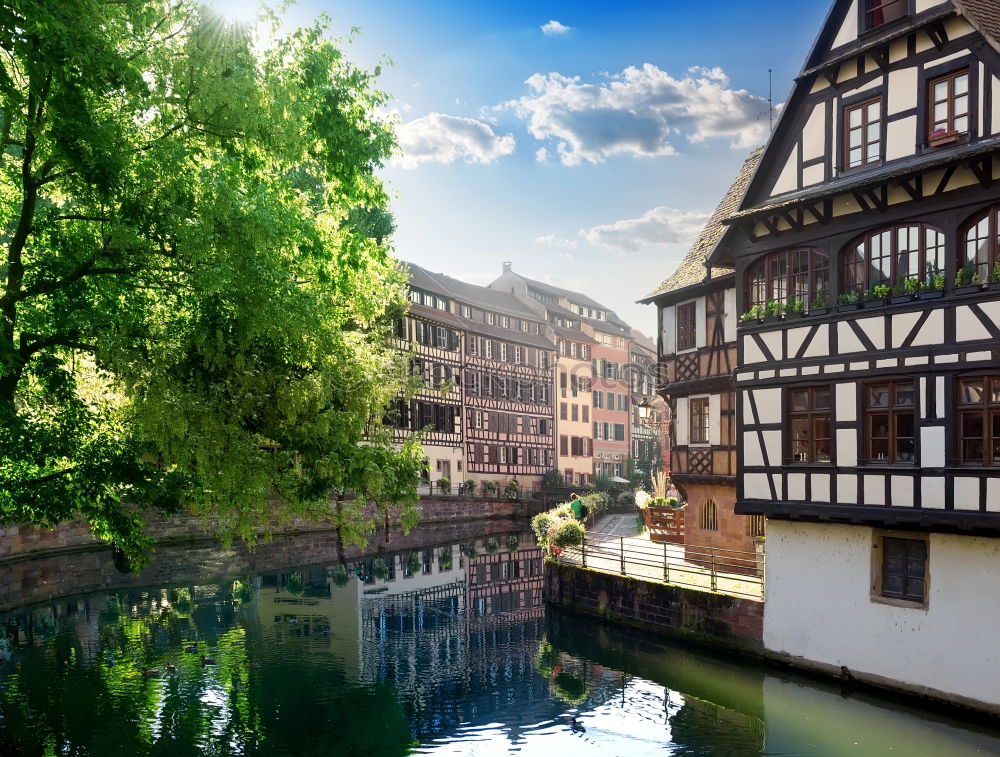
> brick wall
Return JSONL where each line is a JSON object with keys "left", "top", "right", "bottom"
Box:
{"left": 544, "top": 560, "right": 763, "bottom": 654}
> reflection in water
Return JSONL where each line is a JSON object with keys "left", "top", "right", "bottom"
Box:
{"left": 2, "top": 531, "right": 1000, "bottom": 756}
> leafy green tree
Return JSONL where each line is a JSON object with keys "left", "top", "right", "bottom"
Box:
{"left": 0, "top": 1, "right": 423, "bottom": 563}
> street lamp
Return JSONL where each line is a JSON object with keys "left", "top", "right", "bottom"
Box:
{"left": 637, "top": 398, "right": 659, "bottom": 429}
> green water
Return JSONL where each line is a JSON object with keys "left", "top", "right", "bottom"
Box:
{"left": 1, "top": 535, "right": 999, "bottom": 756}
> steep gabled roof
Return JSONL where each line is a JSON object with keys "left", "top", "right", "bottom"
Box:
{"left": 406, "top": 262, "right": 540, "bottom": 318}
{"left": 639, "top": 147, "right": 762, "bottom": 302}
{"left": 954, "top": 0, "right": 1000, "bottom": 51}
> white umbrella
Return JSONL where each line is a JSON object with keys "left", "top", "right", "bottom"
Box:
{"left": 609, "top": 476, "right": 630, "bottom": 484}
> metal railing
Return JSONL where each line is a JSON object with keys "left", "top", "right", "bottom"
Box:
{"left": 561, "top": 536, "right": 764, "bottom": 600}
{"left": 415, "top": 481, "right": 542, "bottom": 500}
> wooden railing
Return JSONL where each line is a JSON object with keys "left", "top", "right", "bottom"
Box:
{"left": 641, "top": 504, "right": 685, "bottom": 544}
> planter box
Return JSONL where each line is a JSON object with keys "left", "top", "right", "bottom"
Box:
{"left": 643, "top": 505, "right": 685, "bottom": 545}
{"left": 863, "top": 297, "right": 888, "bottom": 308}
{"left": 807, "top": 307, "right": 829, "bottom": 317}
{"left": 954, "top": 284, "right": 981, "bottom": 296}
{"left": 918, "top": 289, "right": 945, "bottom": 300}
{"left": 889, "top": 294, "right": 916, "bottom": 305}
{"left": 836, "top": 303, "right": 861, "bottom": 312}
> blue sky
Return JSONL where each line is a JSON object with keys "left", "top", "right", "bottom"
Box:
{"left": 285, "top": 0, "right": 832, "bottom": 333}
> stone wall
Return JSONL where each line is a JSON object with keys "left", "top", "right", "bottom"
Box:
{"left": 0, "top": 496, "right": 539, "bottom": 564}
{"left": 0, "top": 514, "right": 530, "bottom": 612}
{"left": 544, "top": 560, "right": 763, "bottom": 654}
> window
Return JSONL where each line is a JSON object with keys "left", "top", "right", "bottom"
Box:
{"left": 876, "top": 535, "right": 927, "bottom": 604}
{"left": 746, "top": 248, "right": 829, "bottom": 309}
{"left": 613, "top": 423, "right": 626, "bottom": 441}
{"left": 677, "top": 302, "right": 696, "bottom": 351}
{"left": 788, "top": 386, "right": 832, "bottom": 463}
{"left": 957, "top": 376, "right": 1000, "bottom": 466}
{"left": 560, "top": 403, "right": 567, "bottom": 420}
{"left": 571, "top": 404, "right": 578, "bottom": 421}
{"left": 960, "top": 204, "right": 1000, "bottom": 284}
{"left": 560, "top": 435, "right": 568, "bottom": 456}
{"left": 487, "top": 312, "right": 495, "bottom": 325}
{"left": 582, "top": 406, "right": 589, "bottom": 423}
{"left": 841, "top": 224, "right": 944, "bottom": 297}
{"left": 593, "top": 391, "right": 603, "bottom": 409}
{"left": 558, "top": 340, "right": 565, "bottom": 356}
{"left": 515, "top": 346, "right": 523, "bottom": 364}
{"left": 746, "top": 514, "right": 766, "bottom": 537}
{"left": 865, "top": 380, "right": 916, "bottom": 464}
{"left": 500, "top": 343, "right": 508, "bottom": 362}
{"left": 701, "top": 500, "right": 718, "bottom": 531}
{"left": 690, "top": 397, "right": 709, "bottom": 444}
{"left": 617, "top": 394, "right": 628, "bottom": 412}
{"left": 581, "top": 345, "right": 589, "bottom": 359}
{"left": 501, "top": 316, "right": 509, "bottom": 329}
{"left": 570, "top": 342, "right": 577, "bottom": 358}
{"left": 863, "top": 0, "right": 906, "bottom": 31}
{"left": 463, "top": 305, "right": 471, "bottom": 318}
{"left": 844, "top": 96, "right": 882, "bottom": 169}
{"left": 927, "top": 69, "right": 970, "bottom": 144}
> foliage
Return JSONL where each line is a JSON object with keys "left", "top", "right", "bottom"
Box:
{"left": 931, "top": 273, "right": 946, "bottom": 290}
{"left": 549, "top": 519, "right": 584, "bottom": 549}
{"left": 462, "top": 542, "right": 477, "bottom": 560}
{"left": 333, "top": 565, "right": 350, "bottom": 587}
{"left": 892, "top": 276, "right": 908, "bottom": 296}
{"left": 650, "top": 496, "right": 682, "bottom": 508}
{"left": 438, "top": 546, "right": 453, "bottom": 570}
{"left": 837, "top": 291, "right": 860, "bottom": 305}
{"left": 590, "top": 473, "right": 615, "bottom": 491}
{"left": 811, "top": 289, "right": 828, "bottom": 309}
{"left": 506, "top": 533, "right": 520, "bottom": 553}
{"left": 993, "top": 262, "right": 1000, "bottom": 284}
{"left": 765, "top": 300, "right": 784, "bottom": 317}
{"left": 869, "top": 284, "right": 891, "bottom": 300}
{"left": 617, "top": 490, "right": 635, "bottom": 506}
{"left": 905, "top": 277, "right": 922, "bottom": 295}
{"left": 740, "top": 304, "right": 765, "bottom": 322}
{"left": 481, "top": 480, "right": 498, "bottom": 497}
{"left": 405, "top": 551, "right": 421, "bottom": 574}
{"left": 485, "top": 539, "right": 499, "bottom": 555}
{"left": 436, "top": 477, "right": 451, "bottom": 494}
{"left": 460, "top": 479, "right": 477, "bottom": 495}
{"left": 651, "top": 470, "right": 669, "bottom": 500}
{"left": 542, "top": 469, "right": 564, "bottom": 486}
{"left": 373, "top": 558, "right": 389, "bottom": 581}
{"left": 0, "top": 1, "right": 423, "bottom": 565}
{"left": 552, "top": 672, "right": 588, "bottom": 704}
{"left": 955, "top": 266, "right": 968, "bottom": 287}
{"left": 787, "top": 298, "right": 805, "bottom": 314}
{"left": 504, "top": 480, "right": 520, "bottom": 501}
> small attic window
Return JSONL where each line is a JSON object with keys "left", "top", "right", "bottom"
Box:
{"left": 862, "top": 0, "right": 907, "bottom": 33}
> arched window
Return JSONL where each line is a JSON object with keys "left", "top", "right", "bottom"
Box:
{"left": 960, "top": 205, "right": 1000, "bottom": 284}
{"left": 746, "top": 248, "right": 829, "bottom": 308}
{"left": 841, "top": 224, "right": 945, "bottom": 296}
{"left": 700, "top": 499, "right": 718, "bottom": 531}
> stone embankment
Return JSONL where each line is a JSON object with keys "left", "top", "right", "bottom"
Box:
{"left": 0, "top": 496, "right": 541, "bottom": 611}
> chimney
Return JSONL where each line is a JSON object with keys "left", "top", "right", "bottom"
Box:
{"left": 502, "top": 261, "right": 512, "bottom": 273}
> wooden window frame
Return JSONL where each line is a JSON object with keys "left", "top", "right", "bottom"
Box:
{"left": 745, "top": 248, "right": 829, "bottom": 310}
{"left": 871, "top": 531, "right": 929, "bottom": 608}
{"left": 863, "top": 379, "right": 917, "bottom": 465}
{"left": 926, "top": 68, "right": 971, "bottom": 146}
{"left": 842, "top": 95, "right": 883, "bottom": 170}
{"left": 956, "top": 375, "right": 1000, "bottom": 467}
{"left": 959, "top": 204, "right": 1000, "bottom": 285}
{"left": 840, "top": 223, "right": 945, "bottom": 297}
{"left": 787, "top": 385, "right": 832, "bottom": 464}
{"left": 677, "top": 301, "right": 697, "bottom": 352}
{"left": 689, "top": 397, "right": 710, "bottom": 445}
{"left": 859, "top": 0, "right": 908, "bottom": 34}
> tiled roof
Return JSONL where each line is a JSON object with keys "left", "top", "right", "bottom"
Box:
{"left": 641, "top": 147, "right": 762, "bottom": 301}
{"left": 503, "top": 273, "right": 631, "bottom": 331}
{"left": 406, "top": 262, "right": 540, "bottom": 318}
{"left": 954, "top": 0, "right": 1000, "bottom": 51}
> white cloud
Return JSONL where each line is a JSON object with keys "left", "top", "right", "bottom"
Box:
{"left": 393, "top": 113, "right": 516, "bottom": 169}
{"left": 540, "top": 19, "right": 571, "bottom": 35}
{"left": 534, "top": 147, "right": 549, "bottom": 163}
{"left": 501, "top": 63, "right": 771, "bottom": 165}
{"left": 535, "top": 233, "right": 578, "bottom": 250}
{"left": 582, "top": 206, "right": 710, "bottom": 253}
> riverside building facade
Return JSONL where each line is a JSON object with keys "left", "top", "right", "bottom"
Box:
{"left": 715, "top": 0, "right": 1000, "bottom": 713}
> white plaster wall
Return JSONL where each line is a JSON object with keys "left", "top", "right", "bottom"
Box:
{"left": 914, "top": 0, "right": 946, "bottom": 11}
{"left": 921, "top": 426, "right": 944, "bottom": 468}
{"left": 887, "top": 67, "right": 917, "bottom": 115}
{"left": 802, "top": 163, "right": 824, "bottom": 188}
{"left": 752, "top": 388, "right": 782, "bottom": 424}
{"left": 923, "top": 477, "right": 945, "bottom": 509}
{"left": 831, "top": 0, "right": 858, "bottom": 48}
{"left": 886, "top": 116, "right": 916, "bottom": 161}
{"left": 802, "top": 106, "right": 825, "bottom": 161}
{"left": 954, "top": 477, "right": 980, "bottom": 511}
{"left": 764, "top": 521, "right": 1000, "bottom": 709}
{"left": 743, "top": 431, "right": 764, "bottom": 467}
{"left": 771, "top": 149, "right": 798, "bottom": 196}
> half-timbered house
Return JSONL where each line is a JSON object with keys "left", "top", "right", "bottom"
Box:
{"left": 629, "top": 332, "right": 664, "bottom": 488}
{"left": 413, "top": 270, "right": 557, "bottom": 491}
{"left": 392, "top": 264, "right": 466, "bottom": 488}
{"left": 641, "top": 150, "right": 762, "bottom": 554}
{"left": 715, "top": 0, "right": 1000, "bottom": 712}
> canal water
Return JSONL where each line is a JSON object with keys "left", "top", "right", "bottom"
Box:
{"left": 2, "top": 531, "right": 999, "bottom": 756}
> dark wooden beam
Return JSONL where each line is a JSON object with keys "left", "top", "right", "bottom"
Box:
{"left": 761, "top": 215, "right": 782, "bottom": 238}
{"left": 780, "top": 210, "right": 803, "bottom": 232}
{"left": 852, "top": 190, "right": 872, "bottom": 212}
{"left": 969, "top": 155, "right": 993, "bottom": 189}
{"left": 870, "top": 46, "right": 890, "bottom": 73}
{"left": 927, "top": 21, "right": 948, "bottom": 51}
{"left": 896, "top": 174, "right": 923, "bottom": 203}
{"left": 934, "top": 165, "right": 956, "bottom": 195}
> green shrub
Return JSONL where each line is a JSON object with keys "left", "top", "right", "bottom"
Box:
{"left": 482, "top": 480, "right": 498, "bottom": 497}
{"left": 461, "top": 479, "right": 477, "bottom": 495}
{"left": 542, "top": 469, "right": 564, "bottom": 486}
{"left": 617, "top": 490, "right": 635, "bottom": 506}
{"left": 549, "top": 519, "right": 584, "bottom": 549}
{"left": 506, "top": 534, "right": 521, "bottom": 553}
{"left": 333, "top": 565, "right": 350, "bottom": 587}
{"left": 485, "top": 539, "right": 500, "bottom": 554}
{"left": 504, "top": 480, "right": 520, "bottom": 500}
{"left": 531, "top": 511, "right": 554, "bottom": 543}
{"left": 438, "top": 547, "right": 453, "bottom": 570}
{"left": 437, "top": 477, "right": 451, "bottom": 494}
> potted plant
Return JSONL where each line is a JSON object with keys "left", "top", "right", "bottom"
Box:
{"left": 438, "top": 547, "right": 453, "bottom": 570}
{"left": 462, "top": 543, "right": 477, "bottom": 560}
{"left": 990, "top": 261, "right": 1000, "bottom": 291}
{"left": 890, "top": 276, "right": 914, "bottom": 304}
{"left": 920, "top": 271, "right": 945, "bottom": 299}
{"left": 437, "top": 476, "right": 451, "bottom": 495}
{"left": 482, "top": 480, "right": 498, "bottom": 497}
{"left": 373, "top": 558, "right": 389, "bottom": 581}
{"left": 485, "top": 539, "right": 500, "bottom": 555}
{"left": 764, "top": 300, "right": 785, "bottom": 322}
{"left": 864, "top": 284, "right": 891, "bottom": 308}
{"left": 333, "top": 565, "right": 350, "bottom": 587}
{"left": 787, "top": 298, "right": 806, "bottom": 317}
{"left": 809, "top": 289, "right": 829, "bottom": 315}
{"left": 506, "top": 534, "right": 521, "bottom": 553}
{"left": 836, "top": 291, "right": 861, "bottom": 312}
{"left": 504, "top": 479, "right": 520, "bottom": 501}
{"left": 955, "top": 264, "right": 981, "bottom": 295}
{"left": 927, "top": 128, "right": 961, "bottom": 147}
{"left": 739, "top": 304, "right": 765, "bottom": 324}
{"left": 461, "top": 479, "right": 477, "bottom": 496}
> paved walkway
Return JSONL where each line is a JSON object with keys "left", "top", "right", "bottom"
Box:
{"left": 560, "top": 513, "right": 764, "bottom": 600}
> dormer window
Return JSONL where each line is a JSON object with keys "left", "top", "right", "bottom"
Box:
{"left": 863, "top": 0, "right": 906, "bottom": 32}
